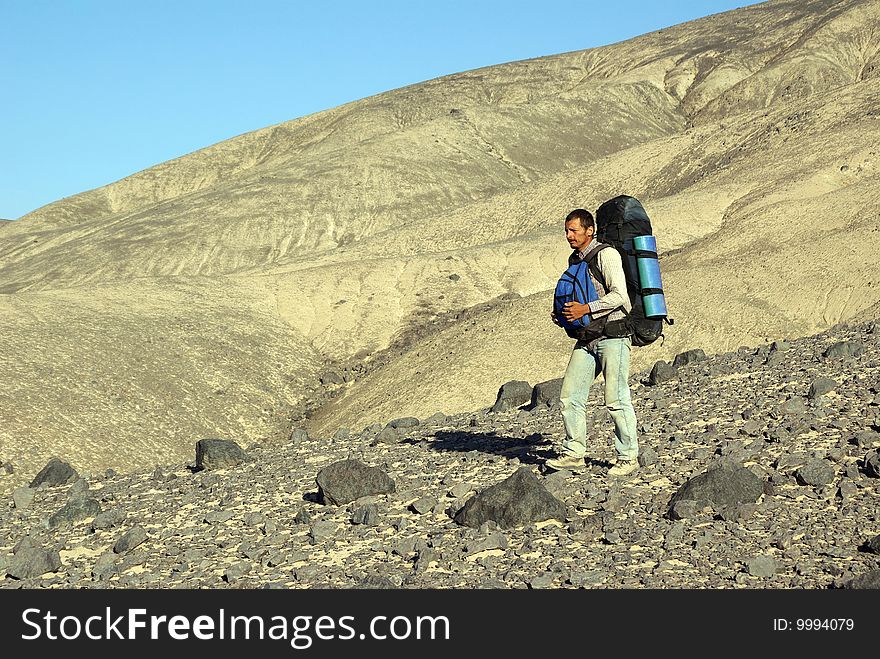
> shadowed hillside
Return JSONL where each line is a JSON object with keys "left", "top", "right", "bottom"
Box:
{"left": 1, "top": 0, "right": 879, "bottom": 491}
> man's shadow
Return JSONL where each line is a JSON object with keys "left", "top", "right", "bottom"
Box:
{"left": 402, "top": 430, "right": 553, "bottom": 465}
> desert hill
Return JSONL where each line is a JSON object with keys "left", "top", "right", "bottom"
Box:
{"left": 1, "top": 0, "right": 880, "bottom": 491}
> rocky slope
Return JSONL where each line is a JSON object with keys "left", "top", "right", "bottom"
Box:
{"left": 1, "top": 319, "right": 877, "bottom": 589}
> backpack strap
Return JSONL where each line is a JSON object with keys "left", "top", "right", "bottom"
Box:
{"left": 582, "top": 243, "right": 610, "bottom": 291}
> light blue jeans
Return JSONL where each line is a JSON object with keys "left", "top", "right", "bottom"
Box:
{"left": 559, "top": 336, "right": 638, "bottom": 462}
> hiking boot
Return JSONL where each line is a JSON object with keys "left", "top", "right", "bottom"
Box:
{"left": 608, "top": 460, "right": 639, "bottom": 477}
{"left": 545, "top": 454, "right": 586, "bottom": 472}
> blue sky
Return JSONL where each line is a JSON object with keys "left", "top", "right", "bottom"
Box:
{"left": 1, "top": 0, "right": 762, "bottom": 220}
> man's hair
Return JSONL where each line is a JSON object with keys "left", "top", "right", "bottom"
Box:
{"left": 565, "top": 208, "right": 594, "bottom": 230}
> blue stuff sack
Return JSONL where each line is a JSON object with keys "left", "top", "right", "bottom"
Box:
{"left": 553, "top": 260, "right": 600, "bottom": 337}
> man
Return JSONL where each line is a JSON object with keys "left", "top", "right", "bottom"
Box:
{"left": 546, "top": 208, "right": 639, "bottom": 477}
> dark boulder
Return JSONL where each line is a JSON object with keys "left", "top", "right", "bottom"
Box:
{"left": 795, "top": 461, "right": 835, "bottom": 487}
{"left": 30, "top": 458, "right": 78, "bottom": 488}
{"left": 491, "top": 380, "right": 532, "bottom": 412}
{"left": 423, "top": 412, "right": 448, "bottom": 426}
{"left": 113, "top": 526, "right": 148, "bottom": 554}
{"left": 530, "top": 379, "right": 563, "bottom": 409}
{"left": 807, "top": 377, "right": 837, "bottom": 399}
{"left": 92, "top": 509, "right": 126, "bottom": 531}
{"left": 638, "top": 447, "right": 659, "bottom": 467}
{"left": 371, "top": 426, "right": 400, "bottom": 444}
{"left": 673, "top": 349, "right": 707, "bottom": 368}
{"left": 668, "top": 462, "right": 764, "bottom": 515}
{"left": 861, "top": 534, "right": 880, "bottom": 555}
{"left": 823, "top": 341, "right": 864, "bottom": 359}
{"left": 195, "top": 439, "right": 249, "bottom": 471}
{"left": 316, "top": 460, "right": 395, "bottom": 506}
{"left": 6, "top": 547, "right": 62, "bottom": 580}
{"left": 841, "top": 570, "right": 880, "bottom": 589}
{"left": 47, "top": 497, "right": 101, "bottom": 529}
{"left": 351, "top": 504, "right": 379, "bottom": 526}
{"left": 648, "top": 360, "right": 677, "bottom": 385}
{"left": 388, "top": 417, "right": 420, "bottom": 429}
{"left": 454, "top": 467, "right": 567, "bottom": 529}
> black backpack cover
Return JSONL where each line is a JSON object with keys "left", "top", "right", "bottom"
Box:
{"left": 594, "top": 195, "right": 672, "bottom": 346}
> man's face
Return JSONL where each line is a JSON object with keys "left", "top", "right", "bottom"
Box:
{"left": 565, "top": 219, "right": 593, "bottom": 252}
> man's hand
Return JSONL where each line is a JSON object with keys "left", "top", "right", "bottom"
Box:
{"left": 550, "top": 311, "right": 562, "bottom": 327}
{"left": 561, "top": 301, "right": 591, "bottom": 322}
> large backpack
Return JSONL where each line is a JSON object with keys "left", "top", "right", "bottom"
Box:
{"left": 553, "top": 243, "right": 610, "bottom": 342}
{"left": 594, "top": 195, "right": 673, "bottom": 346}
